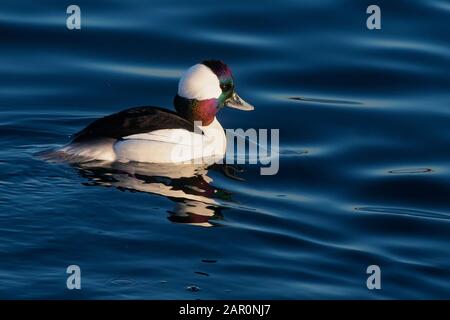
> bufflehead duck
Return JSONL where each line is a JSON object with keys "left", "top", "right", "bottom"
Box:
{"left": 60, "top": 60, "right": 254, "bottom": 164}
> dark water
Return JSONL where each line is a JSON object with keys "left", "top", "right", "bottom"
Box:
{"left": 1, "top": 0, "right": 450, "bottom": 299}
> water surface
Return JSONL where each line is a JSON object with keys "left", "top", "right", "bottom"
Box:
{"left": 1, "top": 0, "right": 450, "bottom": 299}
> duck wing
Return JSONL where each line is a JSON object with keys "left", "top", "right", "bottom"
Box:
{"left": 72, "top": 106, "right": 202, "bottom": 142}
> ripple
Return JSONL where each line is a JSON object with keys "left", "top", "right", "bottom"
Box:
{"left": 356, "top": 37, "right": 450, "bottom": 61}
{"left": 201, "top": 259, "right": 217, "bottom": 263}
{"left": 80, "top": 61, "right": 183, "bottom": 79}
{"left": 289, "top": 96, "right": 363, "bottom": 106}
{"left": 388, "top": 168, "right": 433, "bottom": 174}
{"left": 280, "top": 145, "right": 338, "bottom": 157}
{"left": 0, "top": 12, "right": 61, "bottom": 27}
{"left": 355, "top": 206, "right": 450, "bottom": 221}
{"left": 107, "top": 278, "right": 138, "bottom": 287}
{"left": 278, "top": 148, "right": 308, "bottom": 158}
{"left": 363, "top": 165, "right": 447, "bottom": 178}
{"left": 261, "top": 92, "right": 370, "bottom": 108}
{"left": 431, "top": 0, "right": 450, "bottom": 11}
{"left": 0, "top": 12, "right": 145, "bottom": 31}
{"left": 199, "top": 30, "right": 277, "bottom": 47}
{"left": 186, "top": 285, "right": 201, "bottom": 292}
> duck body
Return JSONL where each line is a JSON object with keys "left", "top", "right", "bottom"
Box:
{"left": 59, "top": 60, "right": 253, "bottom": 165}
{"left": 61, "top": 106, "right": 226, "bottom": 164}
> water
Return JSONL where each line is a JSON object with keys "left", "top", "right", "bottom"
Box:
{"left": 1, "top": 0, "right": 450, "bottom": 299}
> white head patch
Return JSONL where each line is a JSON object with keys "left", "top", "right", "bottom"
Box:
{"left": 178, "top": 64, "right": 221, "bottom": 100}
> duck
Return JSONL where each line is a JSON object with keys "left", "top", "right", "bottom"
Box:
{"left": 59, "top": 60, "right": 254, "bottom": 164}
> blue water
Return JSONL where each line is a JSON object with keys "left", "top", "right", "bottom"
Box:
{"left": 1, "top": 0, "right": 450, "bottom": 299}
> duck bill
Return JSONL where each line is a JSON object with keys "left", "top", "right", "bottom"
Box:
{"left": 225, "top": 92, "right": 254, "bottom": 111}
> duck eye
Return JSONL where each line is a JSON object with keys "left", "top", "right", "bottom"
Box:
{"left": 220, "top": 83, "right": 231, "bottom": 91}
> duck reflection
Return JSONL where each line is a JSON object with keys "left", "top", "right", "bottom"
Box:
{"left": 73, "top": 161, "right": 234, "bottom": 227}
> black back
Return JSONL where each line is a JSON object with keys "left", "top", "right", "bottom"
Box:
{"left": 72, "top": 106, "right": 203, "bottom": 142}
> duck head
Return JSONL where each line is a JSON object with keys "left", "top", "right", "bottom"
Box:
{"left": 174, "top": 60, "right": 254, "bottom": 126}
